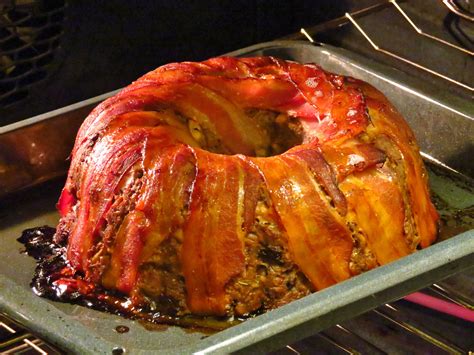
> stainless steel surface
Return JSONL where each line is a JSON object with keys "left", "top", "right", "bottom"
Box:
{"left": 273, "top": 270, "right": 474, "bottom": 354}
{"left": 0, "top": 40, "right": 473, "bottom": 354}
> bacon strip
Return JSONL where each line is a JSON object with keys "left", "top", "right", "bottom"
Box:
{"left": 57, "top": 188, "right": 76, "bottom": 218}
{"left": 102, "top": 210, "right": 147, "bottom": 293}
{"left": 101, "top": 142, "right": 198, "bottom": 293}
{"left": 67, "top": 127, "right": 148, "bottom": 271}
{"left": 321, "top": 139, "right": 386, "bottom": 182}
{"left": 137, "top": 145, "right": 197, "bottom": 267}
{"left": 287, "top": 146, "right": 347, "bottom": 215}
{"left": 253, "top": 154, "right": 353, "bottom": 290}
{"left": 339, "top": 168, "right": 412, "bottom": 264}
{"left": 354, "top": 81, "right": 438, "bottom": 247}
{"left": 181, "top": 152, "right": 260, "bottom": 315}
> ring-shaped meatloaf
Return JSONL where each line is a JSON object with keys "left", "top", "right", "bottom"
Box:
{"left": 54, "top": 56, "right": 439, "bottom": 317}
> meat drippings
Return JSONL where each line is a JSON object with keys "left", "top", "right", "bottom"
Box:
{"left": 17, "top": 226, "right": 241, "bottom": 331}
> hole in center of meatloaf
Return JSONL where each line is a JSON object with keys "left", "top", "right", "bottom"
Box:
{"left": 187, "top": 109, "right": 303, "bottom": 157}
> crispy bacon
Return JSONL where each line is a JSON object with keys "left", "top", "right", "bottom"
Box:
{"left": 353, "top": 80, "right": 438, "bottom": 248}
{"left": 321, "top": 139, "right": 387, "bottom": 182}
{"left": 253, "top": 154, "right": 353, "bottom": 290}
{"left": 286, "top": 145, "right": 347, "bottom": 215}
{"left": 340, "top": 169, "right": 411, "bottom": 264}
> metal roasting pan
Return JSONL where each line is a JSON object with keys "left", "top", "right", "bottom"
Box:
{"left": 0, "top": 40, "right": 473, "bottom": 354}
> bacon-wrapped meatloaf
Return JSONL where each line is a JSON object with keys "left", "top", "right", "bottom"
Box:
{"left": 54, "top": 57, "right": 439, "bottom": 317}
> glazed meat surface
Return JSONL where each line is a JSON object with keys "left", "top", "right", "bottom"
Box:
{"left": 54, "top": 56, "right": 439, "bottom": 317}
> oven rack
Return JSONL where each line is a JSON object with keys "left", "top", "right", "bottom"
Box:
{"left": 299, "top": 0, "right": 473, "bottom": 93}
{"left": 0, "top": 313, "right": 61, "bottom": 354}
{"left": 1, "top": 277, "right": 472, "bottom": 354}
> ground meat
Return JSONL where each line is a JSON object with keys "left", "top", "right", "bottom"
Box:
{"left": 54, "top": 203, "right": 78, "bottom": 245}
{"left": 245, "top": 109, "right": 303, "bottom": 156}
{"left": 137, "top": 234, "right": 188, "bottom": 315}
{"left": 373, "top": 135, "right": 419, "bottom": 250}
{"left": 225, "top": 189, "right": 312, "bottom": 316}
{"left": 347, "top": 221, "right": 378, "bottom": 274}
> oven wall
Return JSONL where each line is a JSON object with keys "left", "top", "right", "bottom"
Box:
{"left": 1, "top": 0, "right": 370, "bottom": 125}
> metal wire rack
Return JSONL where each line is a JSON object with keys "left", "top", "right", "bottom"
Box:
{"left": 0, "top": 0, "right": 66, "bottom": 108}
{"left": 0, "top": 313, "right": 61, "bottom": 354}
{"left": 300, "top": 0, "right": 473, "bottom": 93}
{"left": 275, "top": 276, "right": 474, "bottom": 354}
